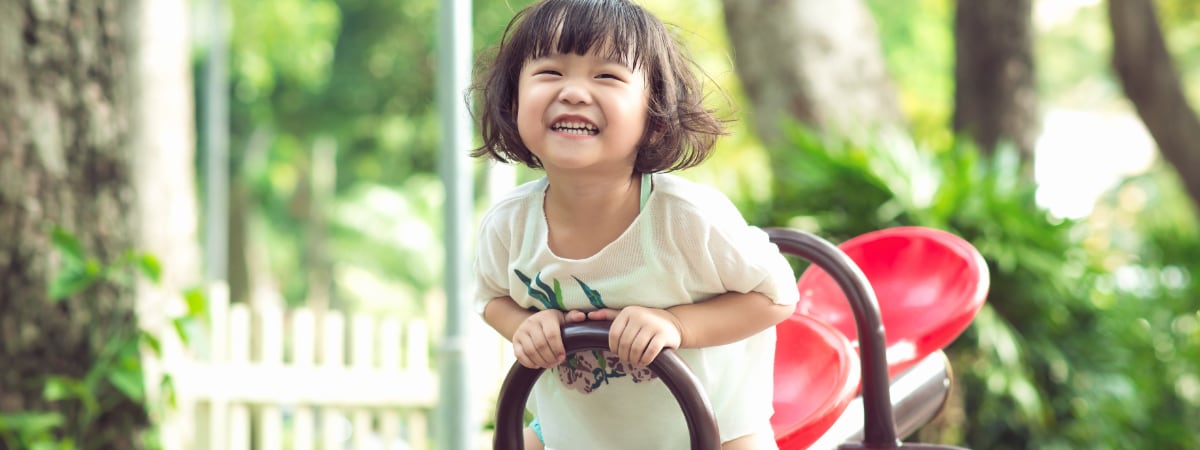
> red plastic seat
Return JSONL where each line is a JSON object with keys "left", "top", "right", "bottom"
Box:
{"left": 771, "top": 314, "right": 861, "bottom": 449}
{"left": 793, "top": 227, "right": 989, "bottom": 377}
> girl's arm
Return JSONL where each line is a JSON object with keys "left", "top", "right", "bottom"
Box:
{"left": 589, "top": 292, "right": 795, "bottom": 365}
{"left": 667, "top": 291, "right": 795, "bottom": 348}
{"left": 482, "top": 295, "right": 536, "bottom": 342}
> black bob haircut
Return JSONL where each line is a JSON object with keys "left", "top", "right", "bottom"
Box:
{"left": 470, "top": 0, "right": 726, "bottom": 173}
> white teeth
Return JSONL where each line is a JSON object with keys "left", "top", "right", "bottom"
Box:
{"left": 551, "top": 120, "right": 599, "bottom": 135}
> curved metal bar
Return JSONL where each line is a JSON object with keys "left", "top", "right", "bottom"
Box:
{"left": 492, "top": 320, "right": 721, "bottom": 450}
{"left": 765, "top": 227, "right": 901, "bottom": 448}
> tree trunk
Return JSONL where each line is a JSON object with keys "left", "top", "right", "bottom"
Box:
{"left": 127, "top": 0, "right": 198, "bottom": 445}
{"left": 952, "top": 0, "right": 1039, "bottom": 175}
{"left": 0, "top": 0, "right": 147, "bottom": 448}
{"left": 1108, "top": 0, "right": 1200, "bottom": 214}
{"left": 130, "top": 0, "right": 200, "bottom": 303}
{"left": 720, "top": 0, "right": 904, "bottom": 144}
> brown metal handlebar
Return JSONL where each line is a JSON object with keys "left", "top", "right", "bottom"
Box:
{"left": 492, "top": 320, "right": 721, "bottom": 450}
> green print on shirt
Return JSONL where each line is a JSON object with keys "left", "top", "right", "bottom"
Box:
{"left": 513, "top": 269, "right": 607, "bottom": 310}
{"left": 573, "top": 275, "right": 606, "bottom": 309}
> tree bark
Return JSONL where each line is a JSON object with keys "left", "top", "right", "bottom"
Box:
{"left": 1108, "top": 0, "right": 1200, "bottom": 214}
{"left": 720, "top": 0, "right": 904, "bottom": 144}
{"left": 130, "top": 0, "right": 200, "bottom": 303}
{"left": 127, "top": 0, "right": 198, "bottom": 445}
{"left": 952, "top": 0, "right": 1039, "bottom": 174}
{"left": 0, "top": 0, "right": 147, "bottom": 447}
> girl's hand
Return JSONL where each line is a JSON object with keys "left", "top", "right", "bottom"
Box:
{"left": 589, "top": 306, "right": 683, "bottom": 367}
{"left": 512, "top": 309, "right": 589, "bottom": 369}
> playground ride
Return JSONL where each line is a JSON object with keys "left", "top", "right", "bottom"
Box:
{"left": 493, "top": 226, "right": 990, "bottom": 449}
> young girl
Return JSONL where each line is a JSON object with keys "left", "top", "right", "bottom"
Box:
{"left": 471, "top": 1, "right": 798, "bottom": 448}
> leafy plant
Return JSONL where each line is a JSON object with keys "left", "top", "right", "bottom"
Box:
{"left": 0, "top": 228, "right": 204, "bottom": 450}
{"left": 755, "top": 125, "right": 1198, "bottom": 448}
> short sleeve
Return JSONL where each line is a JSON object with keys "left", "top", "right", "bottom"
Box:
{"left": 473, "top": 211, "right": 511, "bottom": 315}
{"left": 704, "top": 201, "right": 799, "bottom": 306}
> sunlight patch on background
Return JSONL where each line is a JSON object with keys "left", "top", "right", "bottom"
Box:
{"left": 1035, "top": 0, "right": 1101, "bottom": 28}
{"left": 1034, "top": 109, "right": 1156, "bottom": 219}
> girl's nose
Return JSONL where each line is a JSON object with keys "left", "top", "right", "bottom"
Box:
{"left": 557, "top": 82, "right": 591, "bottom": 105}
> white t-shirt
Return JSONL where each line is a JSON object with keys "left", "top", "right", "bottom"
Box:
{"left": 475, "top": 173, "right": 799, "bottom": 449}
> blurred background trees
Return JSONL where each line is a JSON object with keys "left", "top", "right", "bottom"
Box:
{"left": 203, "top": 0, "right": 1200, "bottom": 447}
{"left": 731, "top": 0, "right": 1200, "bottom": 448}
{"left": 3, "top": 0, "right": 1199, "bottom": 448}
{"left": 1109, "top": 0, "right": 1200, "bottom": 213}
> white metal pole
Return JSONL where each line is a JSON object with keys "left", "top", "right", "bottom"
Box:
{"left": 202, "top": 0, "right": 229, "bottom": 285}
{"left": 436, "top": 0, "right": 476, "bottom": 447}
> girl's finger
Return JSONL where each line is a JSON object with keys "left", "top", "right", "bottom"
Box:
{"left": 531, "top": 337, "right": 560, "bottom": 368}
{"left": 638, "top": 337, "right": 665, "bottom": 367}
{"left": 564, "top": 310, "right": 587, "bottom": 323}
{"left": 514, "top": 342, "right": 536, "bottom": 369}
{"left": 587, "top": 308, "right": 619, "bottom": 321}
{"left": 629, "top": 330, "right": 655, "bottom": 366}
{"left": 607, "top": 314, "right": 626, "bottom": 356}
{"left": 618, "top": 324, "right": 645, "bottom": 364}
{"left": 541, "top": 322, "right": 566, "bottom": 364}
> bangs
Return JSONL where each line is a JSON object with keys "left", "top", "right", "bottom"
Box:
{"left": 518, "top": 0, "right": 650, "bottom": 69}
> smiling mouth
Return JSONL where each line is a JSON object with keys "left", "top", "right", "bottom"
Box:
{"left": 550, "top": 121, "right": 599, "bottom": 136}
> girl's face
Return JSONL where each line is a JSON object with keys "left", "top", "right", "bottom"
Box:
{"left": 516, "top": 50, "right": 650, "bottom": 177}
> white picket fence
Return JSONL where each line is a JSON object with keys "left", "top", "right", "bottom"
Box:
{"left": 153, "top": 283, "right": 514, "bottom": 450}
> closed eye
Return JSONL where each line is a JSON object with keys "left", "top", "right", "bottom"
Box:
{"left": 535, "top": 70, "right": 561, "bottom": 76}
{"left": 596, "top": 73, "right": 622, "bottom": 80}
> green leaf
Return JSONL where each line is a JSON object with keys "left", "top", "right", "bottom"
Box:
{"left": 140, "top": 330, "right": 162, "bottom": 357}
{"left": 48, "top": 268, "right": 99, "bottom": 301}
{"left": 41, "top": 439, "right": 76, "bottom": 450}
{"left": 181, "top": 288, "right": 207, "bottom": 317}
{"left": 0, "top": 412, "right": 64, "bottom": 433}
{"left": 108, "top": 370, "right": 145, "bottom": 403}
{"left": 49, "top": 228, "right": 85, "bottom": 262}
{"left": 137, "top": 253, "right": 162, "bottom": 284}
{"left": 42, "top": 377, "right": 79, "bottom": 402}
{"left": 117, "top": 338, "right": 144, "bottom": 371}
{"left": 160, "top": 374, "right": 177, "bottom": 409}
{"left": 171, "top": 317, "right": 191, "bottom": 347}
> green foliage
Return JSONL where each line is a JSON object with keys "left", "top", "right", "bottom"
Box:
{"left": 759, "top": 125, "right": 1199, "bottom": 448}
{"left": 0, "top": 230, "right": 203, "bottom": 450}
{"left": 215, "top": 0, "right": 462, "bottom": 312}
{"left": 867, "top": 0, "right": 954, "bottom": 139}
{"left": 1034, "top": 3, "right": 1122, "bottom": 109}
{"left": 48, "top": 228, "right": 162, "bottom": 301}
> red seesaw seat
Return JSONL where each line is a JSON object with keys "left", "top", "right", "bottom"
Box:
{"left": 792, "top": 227, "right": 989, "bottom": 377}
{"left": 771, "top": 314, "right": 861, "bottom": 449}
